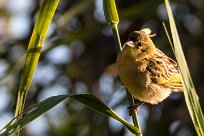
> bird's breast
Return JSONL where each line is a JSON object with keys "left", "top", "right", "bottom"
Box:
{"left": 116, "top": 54, "right": 148, "bottom": 97}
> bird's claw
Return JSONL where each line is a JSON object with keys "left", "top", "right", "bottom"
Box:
{"left": 127, "top": 102, "right": 144, "bottom": 116}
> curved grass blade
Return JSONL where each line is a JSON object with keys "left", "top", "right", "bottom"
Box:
{"left": 0, "top": 95, "right": 67, "bottom": 136}
{"left": 14, "top": 1, "right": 60, "bottom": 136}
{"left": 1, "top": 94, "right": 139, "bottom": 136}
{"left": 164, "top": 0, "right": 204, "bottom": 135}
{"left": 70, "top": 94, "right": 140, "bottom": 134}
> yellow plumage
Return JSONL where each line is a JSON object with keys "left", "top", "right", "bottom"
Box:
{"left": 116, "top": 28, "right": 183, "bottom": 104}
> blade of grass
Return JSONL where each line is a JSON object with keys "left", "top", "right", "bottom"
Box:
{"left": 162, "top": 22, "right": 174, "bottom": 51}
{"left": 0, "top": 95, "right": 67, "bottom": 136}
{"left": 14, "top": 0, "right": 60, "bottom": 136}
{"left": 70, "top": 94, "right": 140, "bottom": 134}
{"left": 0, "top": 94, "right": 139, "bottom": 136}
{"left": 164, "top": 0, "right": 204, "bottom": 135}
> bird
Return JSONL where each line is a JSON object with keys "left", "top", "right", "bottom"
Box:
{"left": 116, "top": 28, "right": 183, "bottom": 109}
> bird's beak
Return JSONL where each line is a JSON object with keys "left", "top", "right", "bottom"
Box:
{"left": 124, "top": 41, "right": 135, "bottom": 48}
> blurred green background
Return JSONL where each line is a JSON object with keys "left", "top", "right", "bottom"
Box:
{"left": 0, "top": 0, "right": 203, "bottom": 136}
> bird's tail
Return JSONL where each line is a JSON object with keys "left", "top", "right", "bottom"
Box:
{"left": 166, "top": 74, "right": 184, "bottom": 92}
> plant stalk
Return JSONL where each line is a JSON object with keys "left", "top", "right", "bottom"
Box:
{"left": 111, "top": 23, "right": 142, "bottom": 136}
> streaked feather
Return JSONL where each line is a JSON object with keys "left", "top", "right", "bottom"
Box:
{"left": 146, "top": 48, "right": 183, "bottom": 92}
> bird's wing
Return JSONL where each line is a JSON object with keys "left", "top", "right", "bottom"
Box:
{"left": 146, "top": 48, "right": 183, "bottom": 92}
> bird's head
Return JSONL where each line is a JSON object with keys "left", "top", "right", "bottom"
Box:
{"left": 122, "top": 28, "right": 156, "bottom": 60}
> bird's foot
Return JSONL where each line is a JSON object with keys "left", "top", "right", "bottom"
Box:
{"left": 127, "top": 102, "right": 144, "bottom": 116}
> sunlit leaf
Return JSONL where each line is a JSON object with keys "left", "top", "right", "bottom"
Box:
{"left": 164, "top": 0, "right": 204, "bottom": 135}
{"left": 14, "top": 0, "right": 60, "bottom": 129}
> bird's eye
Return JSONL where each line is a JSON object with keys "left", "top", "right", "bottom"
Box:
{"left": 137, "top": 42, "right": 142, "bottom": 46}
{"left": 128, "top": 32, "right": 140, "bottom": 42}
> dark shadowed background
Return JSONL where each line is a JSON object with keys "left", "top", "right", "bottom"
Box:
{"left": 0, "top": 0, "right": 203, "bottom": 136}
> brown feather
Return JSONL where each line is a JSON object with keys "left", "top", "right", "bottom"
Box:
{"left": 145, "top": 48, "right": 183, "bottom": 92}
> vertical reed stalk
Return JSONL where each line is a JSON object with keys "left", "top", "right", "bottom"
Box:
{"left": 103, "top": 0, "right": 142, "bottom": 135}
